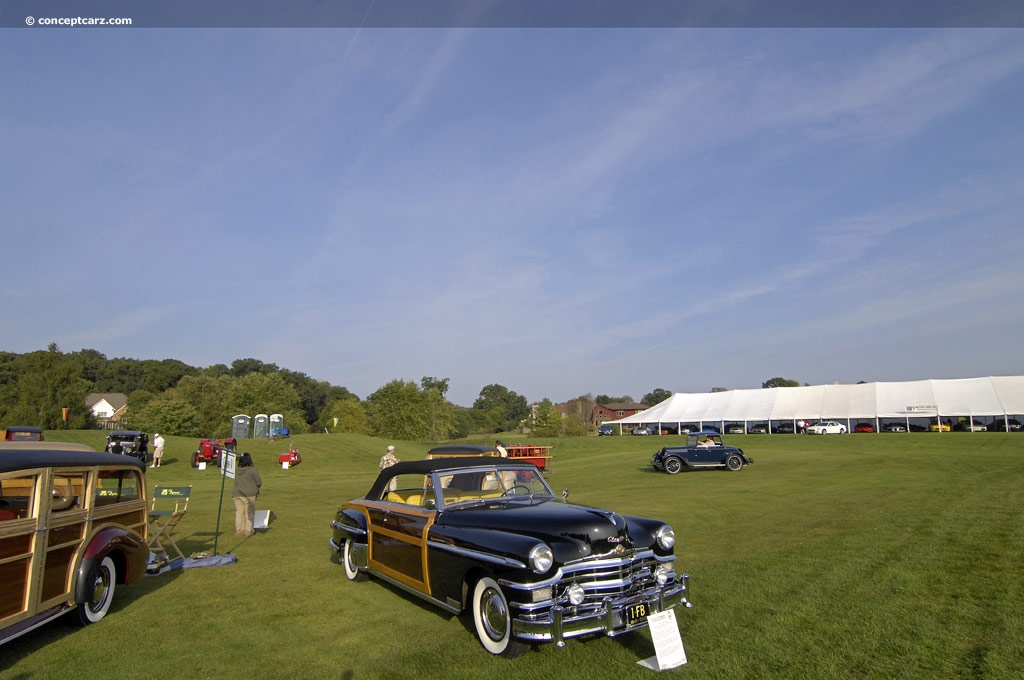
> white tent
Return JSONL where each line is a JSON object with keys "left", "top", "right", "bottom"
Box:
{"left": 606, "top": 377, "right": 1024, "bottom": 433}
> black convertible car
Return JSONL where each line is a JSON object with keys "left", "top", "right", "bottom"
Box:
{"left": 651, "top": 431, "right": 754, "bottom": 473}
{"left": 330, "top": 457, "right": 691, "bottom": 657}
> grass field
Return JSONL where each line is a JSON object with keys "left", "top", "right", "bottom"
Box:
{"left": 3, "top": 431, "right": 1022, "bottom": 679}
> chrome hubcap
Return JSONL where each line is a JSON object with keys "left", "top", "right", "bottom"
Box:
{"left": 480, "top": 588, "right": 508, "bottom": 641}
{"left": 90, "top": 572, "right": 109, "bottom": 610}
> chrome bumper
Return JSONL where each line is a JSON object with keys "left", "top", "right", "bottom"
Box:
{"left": 512, "top": 575, "right": 691, "bottom": 646}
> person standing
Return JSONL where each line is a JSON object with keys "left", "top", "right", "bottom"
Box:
{"left": 151, "top": 433, "right": 166, "bottom": 468}
{"left": 232, "top": 453, "right": 262, "bottom": 537}
{"left": 379, "top": 445, "right": 400, "bottom": 491}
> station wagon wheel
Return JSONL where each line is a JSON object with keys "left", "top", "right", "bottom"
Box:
{"left": 343, "top": 540, "right": 368, "bottom": 582}
{"left": 725, "top": 454, "right": 744, "bottom": 471}
{"left": 472, "top": 576, "right": 529, "bottom": 658}
{"left": 75, "top": 556, "right": 116, "bottom": 625}
{"left": 664, "top": 457, "right": 682, "bottom": 474}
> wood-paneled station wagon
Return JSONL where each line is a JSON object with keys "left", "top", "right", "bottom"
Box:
{"left": 0, "top": 442, "right": 149, "bottom": 645}
{"left": 330, "top": 457, "right": 691, "bottom": 657}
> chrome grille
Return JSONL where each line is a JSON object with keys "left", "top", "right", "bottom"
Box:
{"left": 505, "top": 549, "right": 673, "bottom": 614}
{"left": 561, "top": 552, "right": 659, "bottom": 600}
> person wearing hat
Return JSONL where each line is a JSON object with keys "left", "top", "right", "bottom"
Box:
{"left": 379, "top": 445, "right": 400, "bottom": 491}
{"left": 151, "top": 433, "right": 165, "bottom": 468}
{"left": 232, "top": 452, "right": 262, "bottom": 536}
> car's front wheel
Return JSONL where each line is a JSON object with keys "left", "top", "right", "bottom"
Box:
{"left": 472, "top": 576, "right": 529, "bottom": 658}
{"left": 343, "top": 540, "right": 367, "bottom": 582}
{"left": 75, "top": 556, "right": 116, "bottom": 625}
{"left": 725, "top": 454, "right": 744, "bottom": 471}
{"left": 664, "top": 457, "right": 683, "bottom": 474}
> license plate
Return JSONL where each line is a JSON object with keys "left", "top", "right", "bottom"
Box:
{"left": 625, "top": 602, "right": 649, "bottom": 626}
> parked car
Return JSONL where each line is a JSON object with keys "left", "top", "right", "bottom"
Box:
{"left": 330, "top": 457, "right": 690, "bottom": 657}
{"left": 990, "top": 418, "right": 1022, "bottom": 432}
{"left": 747, "top": 423, "right": 768, "bottom": 434}
{"left": 854, "top": 423, "right": 875, "bottom": 433}
{"left": 929, "top": 421, "right": 951, "bottom": 432}
{"left": 0, "top": 441, "right": 149, "bottom": 644}
{"left": 954, "top": 419, "right": 987, "bottom": 432}
{"left": 3, "top": 426, "right": 44, "bottom": 441}
{"left": 651, "top": 431, "right": 754, "bottom": 473}
{"left": 882, "top": 422, "right": 908, "bottom": 433}
{"left": 805, "top": 421, "right": 847, "bottom": 435}
{"left": 597, "top": 424, "right": 615, "bottom": 436}
{"left": 631, "top": 426, "right": 652, "bottom": 436}
{"left": 773, "top": 421, "right": 797, "bottom": 434}
{"left": 104, "top": 430, "right": 149, "bottom": 464}
{"left": 724, "top": 424, "right": 746, "bottom": 435}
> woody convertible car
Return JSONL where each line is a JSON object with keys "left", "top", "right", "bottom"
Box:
{"left": 329, "top": 456, "right": 691, "bottom": 657}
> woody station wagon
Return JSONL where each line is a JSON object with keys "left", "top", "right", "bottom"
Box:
{"left": 330, "top": 457, "right": 691, "bottom": 657}
{"left": 0, "top": 442, "right": 149, "bottom": 645}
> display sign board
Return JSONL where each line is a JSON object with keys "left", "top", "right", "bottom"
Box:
{"left": 222, "top": 451, "right": 236, "bottom": 480}
{"left": 637, "top": 609, "right": 687, "bottom": 671}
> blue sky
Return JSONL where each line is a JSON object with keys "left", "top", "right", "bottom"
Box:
{"left": 2, "top": 27, "right": 1023, "bottom": 407}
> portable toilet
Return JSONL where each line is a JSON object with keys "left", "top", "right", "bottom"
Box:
{"left": 231, "top": 414, "right": 251, "bottom": 439}
{"left": 254, "top": 414, "right": 269, "bottom": 439}
{"left": 270, "top": 413, "right": 284, "bottom": 437}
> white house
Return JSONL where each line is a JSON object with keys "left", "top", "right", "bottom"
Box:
{"left": 85, "top": 393, "right": 128, "bottom": 430}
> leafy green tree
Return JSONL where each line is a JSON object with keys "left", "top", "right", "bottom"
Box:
{"left": 762, "top": 377, "right": 801, "bottom": 389}
{"left": 204, "top": 363, "right": 230, "bottom": 378}
{"left": 595, "top": 394, "right": 636, "bottom": 405}
{"left": 473, "top": 384, "right": 529, "bottom": 433}
{"left": 529, "top": 399, "right": 562, "bottom": 437}
{"left": 642, "top": 388, "right": 672, "bottom": 407}
{"left": 133, "top": 393, "right": 202, "bottom": 438}
{"left": 365, "top": 380, "right": 431, "bottom": 440}
{"left": 317, "top": 397, "right": 370, "bottom": 435}
{"left": 421, "top": 376, "right": 450, "bottom": 397}
{"left": 423, "top": 388, "right": 456, "bottom": 441}
{"left": 126, "top": 389, "right": 156, "bottom": 428}
{"left": 172, "top": 374, "right": 234, "bottom": 437}
{"left": 452, "top": 406, "right": 492, "bottom": 437}
{"left": 5, "top": 344, "right": 93, "bottom": 428}
{"left": 230, "top": 358, "right": 277, "bottom": 377}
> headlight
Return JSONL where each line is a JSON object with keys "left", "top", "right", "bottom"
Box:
{"left": 566, "top": 583, "right": 586, "bottom": 606}
{"left": 529, "top": 544, "right": 554, "bottom": 574}
{"left": 656, "top": 525, "right": 675, "bottom": 550}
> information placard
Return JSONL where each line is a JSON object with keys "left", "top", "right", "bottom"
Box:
{"left": 637, "top": 609, "right": 687, "bottom": 671}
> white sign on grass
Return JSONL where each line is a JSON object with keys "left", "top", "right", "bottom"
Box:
{"left": 637, "top": 609, "right": 687, "bottom": 671}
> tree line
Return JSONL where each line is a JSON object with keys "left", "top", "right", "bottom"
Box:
{"left": 1, "top": 345, "right": 803, "bottom": 440}
{"left": 0, "top": 346, "right": 569, "bottom": 440}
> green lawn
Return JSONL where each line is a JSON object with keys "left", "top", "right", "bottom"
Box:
{"left": 3, "top": 431, "right": 1022, "bottom": 679}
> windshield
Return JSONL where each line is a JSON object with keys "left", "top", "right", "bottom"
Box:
{"left": 434, "top": 466, "right": 553, "bottom": 509}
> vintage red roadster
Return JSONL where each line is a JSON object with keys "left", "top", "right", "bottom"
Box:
{"left": 329, "top": 457, "right": 690, "bottom": 657}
